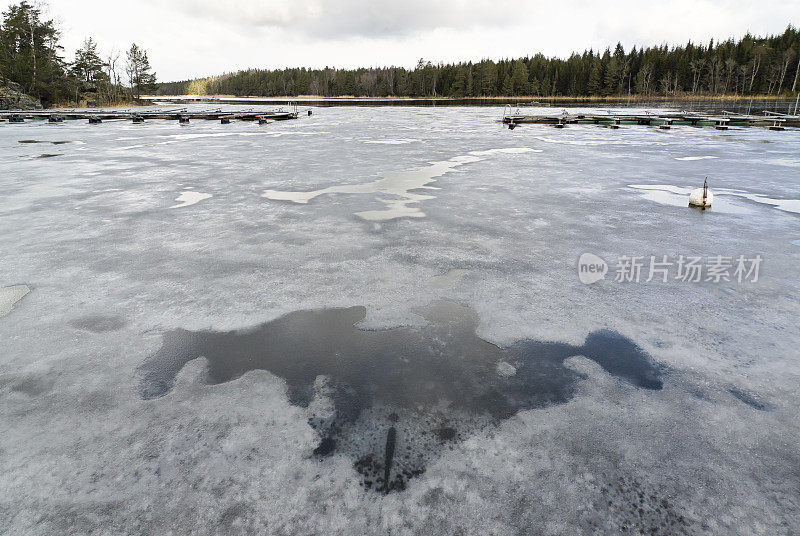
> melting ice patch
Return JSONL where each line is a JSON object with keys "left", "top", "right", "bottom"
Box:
{"left": 363, "top": 138, "right": 420, "bottom": 145}
{"left": 262, "top": 147, "right": 535, "bottom": 221}
{"left": 734, "top": 193, "right": 800, "bottom": 215}
{"left": 170, "top": 191, "right": 212, "bottom": 209}
{"left": 535, "top": 136, "right": 626, "bottom": 146}
{"left": 629, "top": 184, "right": 800, "bottom": 215}
{"left": 0, "top": 285, "right": 30, "bottom": 317}
{"left": 137, "top": 300, "right": 664, "bottom": 493}
{"left": 627, "top": 185, "right": 748, "bottom": 214}
{"left": 117, "top": 133, "right": 268, "bottom": 143}
{"left": 427, "top": 269, "right": 470, "bottom": 290}
{"left": 115, "top": 132, "right": 291, "bottom": 150}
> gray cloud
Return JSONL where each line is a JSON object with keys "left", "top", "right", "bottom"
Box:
{"left": 160, "top": 0, "right": 519, "bottom": 38}
{"left": 9, "top": 0, "right": 796, "bottom": 81}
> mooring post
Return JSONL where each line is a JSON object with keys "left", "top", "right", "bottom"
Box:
{"left": 703, "top": 177, "right": 708, "bottom": 205}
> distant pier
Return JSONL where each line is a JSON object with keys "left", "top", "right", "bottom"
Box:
{"left": 502, "top": 106, "right": 800, "bottom": 130}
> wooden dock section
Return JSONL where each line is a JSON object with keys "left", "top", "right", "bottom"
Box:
{"left": 0, "top": 105, "right": 305, "bottom": 123}
{"left": 501, "top": 106, "right": 800, "bottom": 129}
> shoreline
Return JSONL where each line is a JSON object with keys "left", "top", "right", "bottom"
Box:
{"left": 5, "top": 93, "right": 794, "bottom": 111}
{"left": 142, "top": 93, "right": 797, "bottom": 103}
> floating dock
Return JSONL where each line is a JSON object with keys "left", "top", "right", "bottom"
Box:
{"left": 501, "top": 106, "right": 800, "bottom": 129}
{"left": 0, "top": 103, "right": 307, "bottom": 123}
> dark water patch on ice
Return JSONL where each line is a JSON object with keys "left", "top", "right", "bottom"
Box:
{"left": 8, "top": 373, "right": 55, "bottom": 396}
{"left": 137, "top": 301, "right": 663, "bottom": 492}
{"left": 35, "top": 153, "right": 62, "bottom": 159}
{"left": 18, "top": 140, "right": 72, "bottom": 144}
{"left": 69, "top": 315, "right": 127, "bottom": 333}
{"left": 729, "top": 387, "right": 771, "bottom": 411}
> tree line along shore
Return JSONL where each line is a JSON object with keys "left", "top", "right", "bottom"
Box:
{"left": 148, "top": 94, "right": 796, "bottom": 103}
{"left": 1, "top": 0, "right": 798, "bottom": 109}
{"left": 158, "top": 28, "right": 799, "bottom": 101}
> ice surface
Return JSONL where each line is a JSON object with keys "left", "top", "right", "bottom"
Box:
{"left": 1, "top": 105, "right": 799, "bottom": 534}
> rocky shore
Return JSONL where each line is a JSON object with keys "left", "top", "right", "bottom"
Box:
{"left": 0, "top": 79, "right": 42, "bottom": 110}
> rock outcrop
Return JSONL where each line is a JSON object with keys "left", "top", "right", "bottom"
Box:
{"left": 0, "top": 79, "right": 42, "bottom": 110}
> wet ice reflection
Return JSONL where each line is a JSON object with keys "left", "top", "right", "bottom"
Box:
{"left": 628, "top": 184, "right": 800, "bottom": 214}
{"left": 262, "top": 148, "right": 536, "bottom": 221}
{"left": 138, "top": 300, "right": 663, "bottom": 492}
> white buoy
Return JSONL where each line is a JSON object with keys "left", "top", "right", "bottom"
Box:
{"left": 688, "top": 178, "right": 713, "bottom": 208}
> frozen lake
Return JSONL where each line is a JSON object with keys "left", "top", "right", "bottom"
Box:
{"left": 1, "top": 106, "right": 799, "bottom": 534}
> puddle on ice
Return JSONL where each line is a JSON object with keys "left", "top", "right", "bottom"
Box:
{"left": 0, "top": 285, "right": 30, "bottom": 317}
{"left": 628, "top": 185, "right": 749, "bottom": 214}
{"left": 18, "top": 140, "right": 74, "bottom": 145}
{"left": 427, "top": 269, "right": 470, "bottom": 290}
{"left": 138, "top": 300, "right": 663, "bottom": 493}
{"left": 69, "top": 315, "right": 127, "bottom": 332}
{"left": 170, "top": 191, "right": 212, "bottom": 209}
{"left": 628, "top": 184, "right": 800, "bottom": 215}
{"left": 734, "top": 193, "right": 800, "bottom": 215}
{"left": 262, "top": 148, "right": 535, "bottom": 221}
{"left": 363, "top": 138, "right": 420, "bottom": 145}
{"left": 18, "top": 140, "right": 78, "bottom": 145}
{"left": 729, "top": 387, "right": 772, "bottom": 411}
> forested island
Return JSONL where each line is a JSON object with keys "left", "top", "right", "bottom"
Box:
{"left": 1, "top": 0, "right": 798, "bottom": 108}
{"left": 0, "top": 1, "right": 156, "bottom": 108}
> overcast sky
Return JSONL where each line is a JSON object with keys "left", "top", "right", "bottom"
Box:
{"left": 7, "top": 0, "right": 799, "bottom": 81}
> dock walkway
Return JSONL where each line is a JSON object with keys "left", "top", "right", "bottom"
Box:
{"left": 501, "top": 106, "right": 799, "bottom": 130}
{"left": 0, "top": 104, "right": 304, "bottom": 123}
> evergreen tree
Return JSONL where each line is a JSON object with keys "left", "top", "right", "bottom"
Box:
{"left": 510, "top": 59, "right": 529, "bottom": 95}
{"left": 587, "top": 59, "right": 603, "bottom": 95}
{"left": 449, "top": 64, "right": 468, "bottom": 97}
{"left": 71, "top": 38, "right": 105, "bottom": 83}
{"left": 501, "top": 74, "right": 513, "bottom": 96}
{"left": 125, "top": 43, "right": 156, "bottom": 99}
{"left": 0, "top": 1, "right": 66, "bottom": 104}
